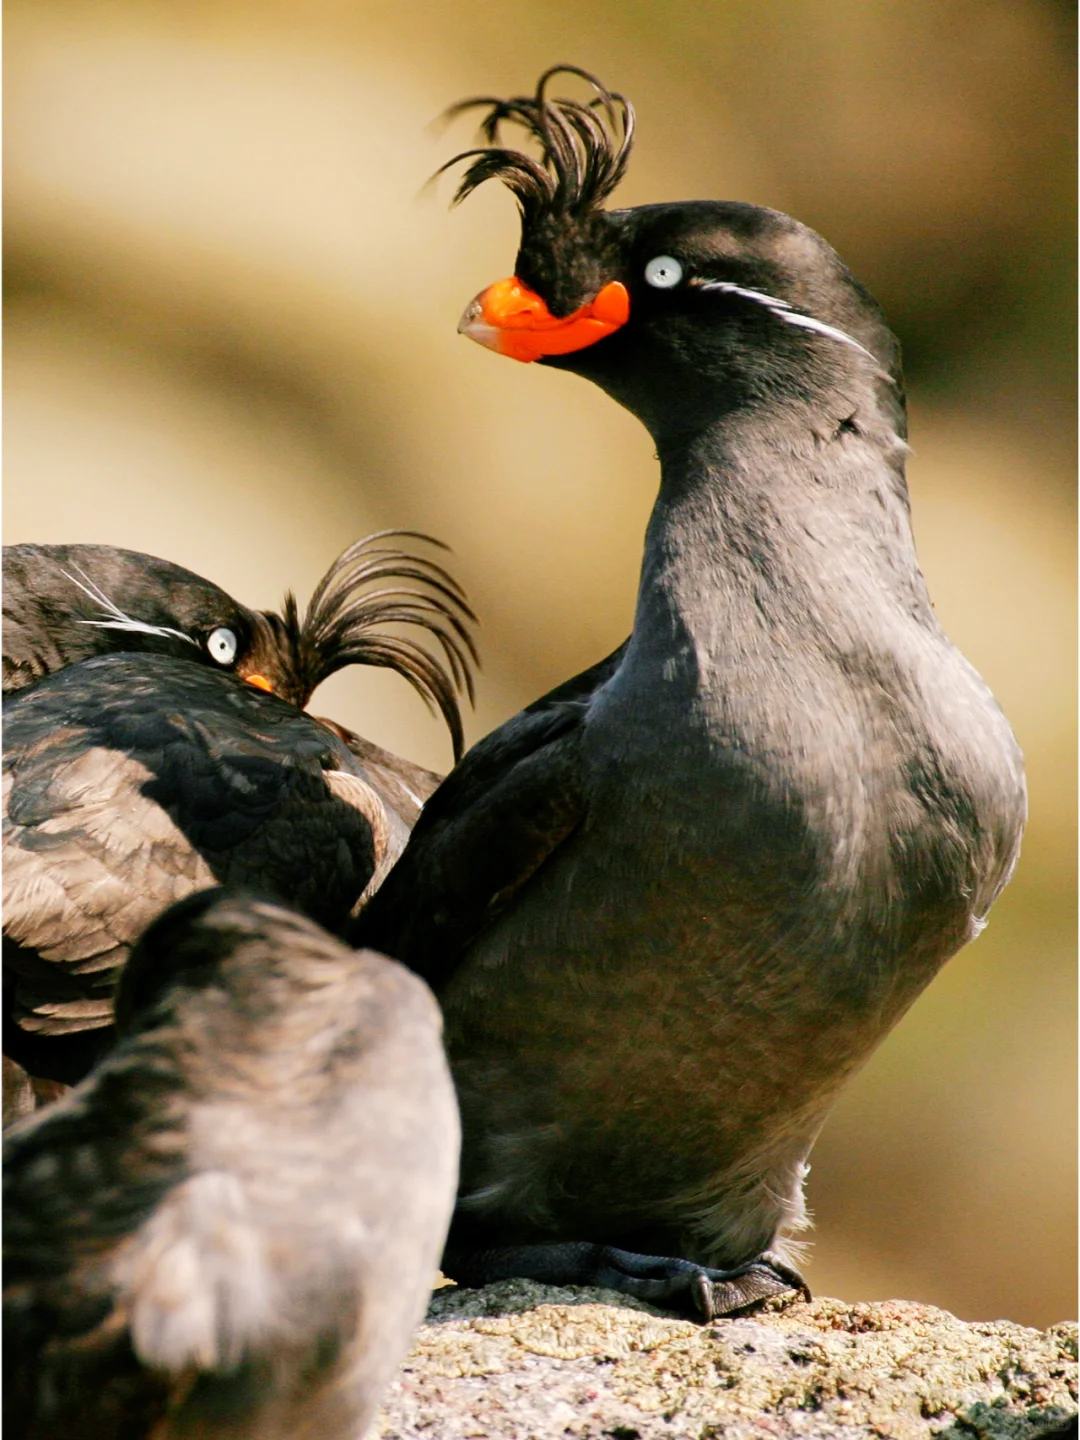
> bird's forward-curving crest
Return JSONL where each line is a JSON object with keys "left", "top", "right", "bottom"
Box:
{"left": 438, "top": 65, "right": 634, "bottom": 224}
{"left": 266, "top": 532, "right": 479, "bottom": 761}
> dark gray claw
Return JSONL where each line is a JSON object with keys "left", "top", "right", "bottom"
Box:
{"left": 689, "top": 1251, "right": 812, "bottom": 1321}
{"left": 596, "top": 1245, "right": 810, "bottom": 1320}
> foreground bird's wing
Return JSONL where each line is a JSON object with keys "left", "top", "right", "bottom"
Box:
{"left": 4, "top": 1038, "right": 317, "bottom": 1439}
{"left": 3, "top": 655, "right": 379, "bottom": 1055}
{"left": 2, "top": 1049, "right": 188, "bottom": 1438}
{"left": 355, "top": 642, "right": 627, "bottom": 988}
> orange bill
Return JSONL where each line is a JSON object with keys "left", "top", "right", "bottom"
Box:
{"left": 244, "top": 673, "right": 274, "bottom": 693}
{"left": 458, "top": 277, "right": 630, "bottom": 362}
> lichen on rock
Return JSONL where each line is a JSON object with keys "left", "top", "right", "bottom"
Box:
{"left": 376, "top": 1281, "right": 1077, "bottom": 1440}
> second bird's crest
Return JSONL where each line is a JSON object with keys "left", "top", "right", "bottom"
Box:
{"left": 264, "top": 531, "right": 478, "bottom": 761}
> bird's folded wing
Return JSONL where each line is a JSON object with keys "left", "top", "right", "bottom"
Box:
{"left": 3, "top": 658, "right": 379, "bottom": 1037}
{"left": 313, "top": 716, "right": 443, "bottom": 828}
{"left": 355, "top": 642, "right": 627, "bottom": 988}
{"left": 3, "top": 740, "right": 218, "bottom": 1033}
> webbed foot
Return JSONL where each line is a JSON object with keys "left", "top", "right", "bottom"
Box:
{"left": 441, "top": 1240, "right": 809, "bottom": 1320}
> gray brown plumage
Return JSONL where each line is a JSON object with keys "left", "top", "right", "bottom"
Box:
{"left": 2, "top": 536, "right": 476, "bottom": 1108}
{"left": 4, "top": 889, "right": 459, "bottom": 1440}
{"left": 355, "top": 68, "right": 1026, "bottom": 1318}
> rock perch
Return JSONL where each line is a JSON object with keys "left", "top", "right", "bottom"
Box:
{"left": 377, "top": 1282, "right": 1077, "bottom": 1440}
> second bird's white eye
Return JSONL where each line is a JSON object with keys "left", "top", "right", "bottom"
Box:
{"left": 644, "top": 255, "right": 684, "bottom": 289}
{"left": 206, "top": 627, "right": 238, "bottom": 665}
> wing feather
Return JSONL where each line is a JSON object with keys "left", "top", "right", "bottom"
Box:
{"left": 3, "top": 656, "right": 381, "bottom": 1052}
{"left": 355, "top": 642, "right": 627, "bottom": 987}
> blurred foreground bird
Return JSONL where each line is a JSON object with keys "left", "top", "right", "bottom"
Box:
{"left": 357, "top": 68, "right": 1026, "bottom": 1318}
{"left": 4, "top": 889, "right": 459, "bottom": 1440}
{"left": 3, "top": 535, "right": 476, "bottom": 1106}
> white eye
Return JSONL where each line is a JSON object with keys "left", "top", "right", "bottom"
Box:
{"left": 206, "top": 627, "right": 238, "bottom": 666}
{"left": 644, "top": 255, "right": 684, "bottom": 289}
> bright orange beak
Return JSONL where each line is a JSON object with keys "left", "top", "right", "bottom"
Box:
{"left": 458, "top": 277, "right": 630, "bottom": 363}
{"left": 244, "top": 673, "right": 274, "bottom": 693}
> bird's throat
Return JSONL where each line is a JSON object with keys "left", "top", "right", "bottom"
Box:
{"left": 629, "top": 406, "right": 931, "bottom": 675}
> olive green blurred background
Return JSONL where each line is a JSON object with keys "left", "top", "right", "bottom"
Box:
{"left": 4, "top": 1, "right": 1075, "bottom": 1325}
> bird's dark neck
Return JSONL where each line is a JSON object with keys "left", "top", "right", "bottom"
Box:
{"left": 631, "top": 399, "right": 934, "bottom": 665}
{"left": 608, "top": 400, "right": 993, "bottom": 1022}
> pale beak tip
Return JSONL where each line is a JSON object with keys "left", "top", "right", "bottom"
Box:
{"left": 457, "top": 295, "right": 503, "bottom": 352}
{"left": 457, "top": 297, "right": 484, "bottom": 336}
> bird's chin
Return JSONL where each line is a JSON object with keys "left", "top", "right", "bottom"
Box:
{"left": 536, "top": 337, "right": 617, "bottom": 374}
{"left": 537, "top": 340, "right": 634, "bottom": 405}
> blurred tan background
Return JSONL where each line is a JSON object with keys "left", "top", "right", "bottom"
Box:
{"left": 4, "top": 0, "right": 1075, "bottom": 1326}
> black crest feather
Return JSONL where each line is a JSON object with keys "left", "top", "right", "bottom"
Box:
{"left": 437, "top": 65, "right": 634, "bottom": 224}
{"left": 265, "top": 533, "right": 479, "bottom": 762}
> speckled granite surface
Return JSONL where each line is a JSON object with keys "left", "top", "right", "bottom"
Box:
{"left": 376, "top": 1281, "right": 1077, "bottom": 1440}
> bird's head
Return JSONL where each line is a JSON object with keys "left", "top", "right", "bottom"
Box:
{"left": 5, "top": 538, "right": 478, "bottom": 759}
{"left": 2, "top": 544, "right": 284, "bottom": 697}
{"left": 445, "top": 67, "right": 903, "bottom": 446}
